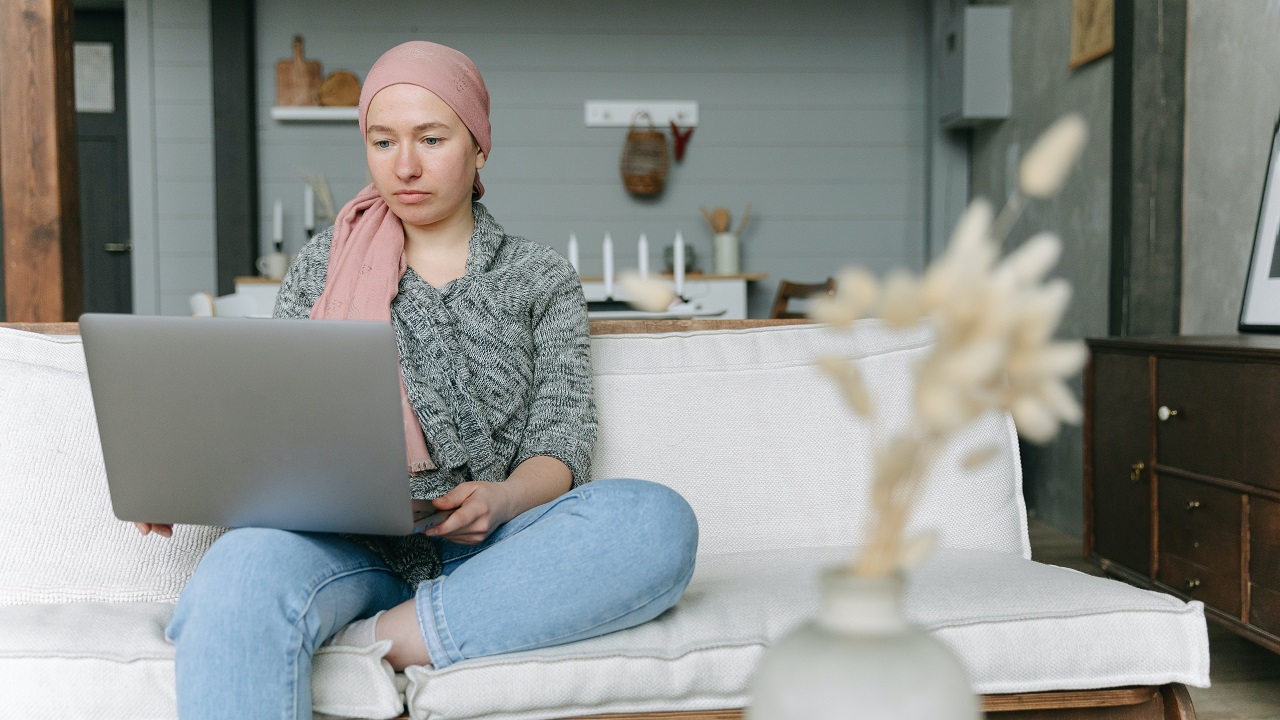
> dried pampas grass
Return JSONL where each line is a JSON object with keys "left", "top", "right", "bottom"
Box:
{"left": 814, "top": 113, "right": 1089, "bottom": 577}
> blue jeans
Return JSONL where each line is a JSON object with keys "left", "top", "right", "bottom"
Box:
{"left": 165, "top": 478, "right": 699, "bottom": 720}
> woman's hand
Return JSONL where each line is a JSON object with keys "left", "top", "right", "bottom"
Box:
{"left": 422, "top": 481, "right": 517, "bottom": 545}
{"left": 134, "top": 522, "right": 173, "bottom": 538}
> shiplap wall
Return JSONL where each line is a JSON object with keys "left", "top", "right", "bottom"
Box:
{"left": 126, "top": 0, "right": 217, "bottom": 315}
{"left": 255, "top": 0, "right": 930, "bottom": 318}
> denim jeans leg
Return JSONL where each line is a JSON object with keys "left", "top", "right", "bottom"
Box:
{"left": 416, "top": 478, "right": 699, "bottom": 668}
{"left": 166, "top": 527, "right": 412, "bottom": 720}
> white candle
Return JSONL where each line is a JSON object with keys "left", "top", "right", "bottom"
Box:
{"left": 673, "top": 230, "right": 685, "bottom": 298}
{"left": 603, "top": 233, "right": 614, "bottom": 299}
{"left": 303, "top": 184, "right": 315, "bottom": 233}
{"left": 272, "top": 200, "right": 283, "bottom": 244}
{"left": 568, "top": 233, "right": 580, "bottom": 274}
{"left": 638, "top": 234, "right": 649, "bottom": 279}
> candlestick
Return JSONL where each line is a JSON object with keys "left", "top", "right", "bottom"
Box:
{"left": 303, "top": 184, "right": 315, "bottom": 233}
{"left": 568, "top": 233, "right": 580, "bottom": 274}
{"left": 638, "top": 234, "right": 649, "bottom": 279}
{"left": 603, "top": 233, "right": 614, "bottom": 299}
{"left": 674, "top": 231, "right": 685, "bottom": 298}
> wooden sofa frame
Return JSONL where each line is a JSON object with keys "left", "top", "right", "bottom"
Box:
{"left": 3, "top": 320, "right": 1198, "bottom": 719}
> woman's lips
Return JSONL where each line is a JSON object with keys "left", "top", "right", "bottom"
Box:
{"left": 395, "top": 191, "right": 430, "bottom": 203}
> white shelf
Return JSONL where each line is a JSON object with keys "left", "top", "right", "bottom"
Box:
{"left": 270, "top": 106, "right": 358, "bottom": 122}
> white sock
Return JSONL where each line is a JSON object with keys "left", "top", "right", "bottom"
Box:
{"left": 323, "top": 610, "right": 385, "bottom": 648}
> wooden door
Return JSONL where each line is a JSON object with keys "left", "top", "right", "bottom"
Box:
{"left": 1089, "top": 351, "right": 1153, "bottom": 575}
{"left": 74, "top": 10, "right": 132, "bottom": 313}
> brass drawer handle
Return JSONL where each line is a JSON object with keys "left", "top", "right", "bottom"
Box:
{"left": 1158, "top": 405, "right": 1180, "bottom": 421}
{"left": 1185, "top": 578, "right": 1201, "bottom": 590}
{"left": 1186, "top": 500, "right": 1202, "bottom": 511}
{"left": 102, "top": 242, "right": 132, "bottom": 253}
{"left": 1129, "top": 462, "right": 1145, "bottom": 482}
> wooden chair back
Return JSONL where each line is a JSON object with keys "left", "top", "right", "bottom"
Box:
{"left": 769, "top": 278, "right": 836, "bottom": 319}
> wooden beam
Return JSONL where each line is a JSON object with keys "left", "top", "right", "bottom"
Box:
{"left": 0, "top": 0, "right": 83, "bottom": 322}
{"left": 1109, "top": 0, "right": 1186, "bottom": 336}
{"left": 210, "top": 0, "right": 259, "bottom": 296}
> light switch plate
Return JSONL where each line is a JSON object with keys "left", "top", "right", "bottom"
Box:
{"left": 584, "top": 101, "right": 699, "bottom": 127}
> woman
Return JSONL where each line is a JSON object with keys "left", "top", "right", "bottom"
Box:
{"left": 139, "top": 41, "right": 699, "bottom": 719}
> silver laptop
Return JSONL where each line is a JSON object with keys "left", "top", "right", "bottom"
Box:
{"left": 80, "top": 313, "right": 447, "bottom": 536}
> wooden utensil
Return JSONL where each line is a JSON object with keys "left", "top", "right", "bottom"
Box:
{"left": 712, "top": 208, "right": 731, "bottom": 234}
{"left": 275, "top": 35, "right": 322, "bottom": 106}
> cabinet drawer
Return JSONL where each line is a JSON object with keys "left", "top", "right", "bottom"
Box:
{"left": 1156, "top": 359, "right": 1252, "bottom": 481}
{"left": 1251, "top": 584, "right": 1280, "bottom": 637}
{"left": 1158, "top": 553, "right": 1242, "bottom": 616}
{"left": 1158, "top": 475, "right": 1243, "bottom": 535}
{"left": 1160, "top": 524, "right": 1241, "bottom": 577}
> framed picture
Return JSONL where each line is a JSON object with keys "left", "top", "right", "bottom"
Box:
{"left": 1069, "top": 0, "right": 1114, "bottom": 69}
{"left": 1240, "top": 116, "right": 1280, "bottom": 332}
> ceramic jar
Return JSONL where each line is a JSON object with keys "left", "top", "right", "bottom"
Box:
{"left": 713, "top": 232, "right": 740, "bottom": 275}
{"left": 747, "top": 568, "right": 979, "bottom": 720}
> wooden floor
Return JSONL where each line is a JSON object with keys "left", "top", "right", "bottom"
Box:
{"left": 1028, "top": 519, "right": 1280, "bottom": 720}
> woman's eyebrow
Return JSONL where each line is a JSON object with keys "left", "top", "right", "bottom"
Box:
{"left": 366, "top": 122, "right": 448, "bottom": 135}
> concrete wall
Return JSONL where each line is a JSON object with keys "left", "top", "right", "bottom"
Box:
{"left": 125, "top": 0, "right": 217, "bottom": 316}
{"left": 253, "top": 0, "right": 932, "bottom": 318}
{"left": 968, "top": 0, "right": 1113, "bottom": 533}
{"left": 1182, "top": 1, "right": 1280, "bottom": 334}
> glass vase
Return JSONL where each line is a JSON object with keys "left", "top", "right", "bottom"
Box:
{"left": 747, "top": 567, "right": 979, "bottom": 720}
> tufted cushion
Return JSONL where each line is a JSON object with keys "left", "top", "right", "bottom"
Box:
{"left": 589, "top": 323, "right": 1031, "bottom": 559}
{"left": 403, "top": 548, "right": 1209, "bottom": 720}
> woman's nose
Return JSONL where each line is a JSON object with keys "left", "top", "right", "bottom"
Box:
{"left": 395, "top": 148, "right": 421, "bottom": 181}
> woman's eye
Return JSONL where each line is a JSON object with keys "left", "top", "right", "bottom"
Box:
{"left": 374, "top": 140, "right": 392, "bottom": 149}
{"left": 424, "top": 137, "right": 440, "bottom": 146}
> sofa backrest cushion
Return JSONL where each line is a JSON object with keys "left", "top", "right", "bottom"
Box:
{"left": 588, "top": 322, "right": 1031, "bottom": 559}
{"left": 0, "top": 328, "right": 225, "bottom": 604}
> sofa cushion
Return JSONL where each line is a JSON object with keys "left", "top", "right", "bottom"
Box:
{"left": 403, "top": 548, "right": 1209, "bottom": 720}
{"left": 0, "top": 602, "right": 407, "bottom": 719}
{"left": 589, "top": 323, "right": 1030, "bottom": 559}
{"left": 0, "top": 328, "right": 225, "bottom": 604}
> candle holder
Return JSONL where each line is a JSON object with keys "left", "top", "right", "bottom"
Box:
{"left": 663, "top": 243, "right": 698, "bottom": 275}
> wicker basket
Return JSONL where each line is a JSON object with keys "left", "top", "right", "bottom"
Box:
{"left": 620, "top": 112, "right": 669, "bottom": 197}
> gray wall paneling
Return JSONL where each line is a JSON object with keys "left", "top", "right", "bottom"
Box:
{"left": 125, "top": 0, "right": 218, "bottom": 316}
{"left": 255, "top": 0, "right": 933, "bottom": 318}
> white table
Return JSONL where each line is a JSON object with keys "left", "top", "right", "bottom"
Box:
{"left": 579, "top": 273, "right": 766, "bottom": 320}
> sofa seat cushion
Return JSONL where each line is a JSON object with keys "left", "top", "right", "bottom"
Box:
{"left": 403, "top": 548, "right": 1209, "bottom": 720}
{"left": 0, "top": 602, "right": 407, "bottom": 719}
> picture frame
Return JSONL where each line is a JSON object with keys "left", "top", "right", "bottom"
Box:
{"left": 1068, "top": 0, "right": 1114, "bottom": 70}
{"left": 1239, "top": 116, "right": 1280, "bottom": 332}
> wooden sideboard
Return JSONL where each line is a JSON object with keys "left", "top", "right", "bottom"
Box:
{"left": 1086, "top": 334, "right": 1280, "bottom": 653}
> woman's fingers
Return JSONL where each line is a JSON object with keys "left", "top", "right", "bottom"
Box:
{"left": 134, "top": 522, "right": 174, "bottom": 537}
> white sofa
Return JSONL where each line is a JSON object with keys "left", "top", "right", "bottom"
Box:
{"left": 0, "top": 320, "right": 1209, "bottom": 720}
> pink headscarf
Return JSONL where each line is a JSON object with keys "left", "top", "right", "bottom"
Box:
{"left": 311, "top": 41, "right": 492, "bottom": 475}
{"left": 358, "top": 41, "right": 491, "bottom": 199}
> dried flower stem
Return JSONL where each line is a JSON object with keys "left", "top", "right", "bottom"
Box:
{"left": 815, "top": 113, "right": 1090, "bottom": 579}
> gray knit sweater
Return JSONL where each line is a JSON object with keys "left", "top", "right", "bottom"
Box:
{"left": 273, "top": 202, "right": 597, "bottom": 586}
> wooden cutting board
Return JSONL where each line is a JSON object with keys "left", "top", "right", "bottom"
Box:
{"left": 275, "top": 35, "right": 321, "bottom": 106}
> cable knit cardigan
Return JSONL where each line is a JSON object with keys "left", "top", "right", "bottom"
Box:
{"left": 273, "top": 202, "right": 597, "bottom": 586}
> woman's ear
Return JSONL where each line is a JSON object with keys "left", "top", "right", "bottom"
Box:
{"left": 474, "top": 144, "right": 487, "bottom": 171}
